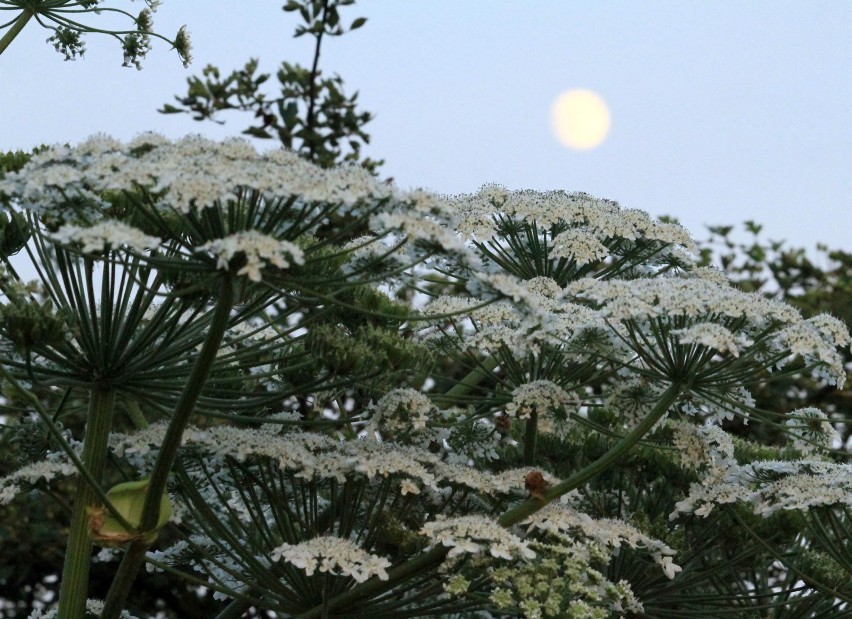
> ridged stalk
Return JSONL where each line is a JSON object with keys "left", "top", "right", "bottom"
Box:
{"left": 0, "top": 11, "right": 33, "bottom": 56}
{"left": 101, "top": 275, "right": 236, "bottom": 619}
{"left": 523, "top": 409, "right": 539, "bottom": 465}
{"left": 57, "top": 387, "right": 117, "bottom": 619}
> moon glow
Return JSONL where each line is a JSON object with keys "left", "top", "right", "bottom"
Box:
{"left": 551, "top": 89, "right": 611, "bottom": 150}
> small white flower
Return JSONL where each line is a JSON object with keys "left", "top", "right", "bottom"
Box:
{"left": 660, "top": 555, "right": 682, "bottom": 579}
{"left": 785, "top": 407, "right": 837, "bottom": 454}
{"left": 270, "top": 537, "right": 390, "bottom": 582}
{"left": 421, "top": 516, "right": 535, "bottom": 561}
{"left": 400, "top": 479, "right": 420, "bottom": 495}
{"left": 196, "top": 231, "right": 304, "bottom": 282}
{"left": 49, "top": 221, "right": 161, "bottom": 255}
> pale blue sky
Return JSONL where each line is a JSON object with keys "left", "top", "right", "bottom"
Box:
{"left": 2, "top": 1, "right": 850, "bottom": 251}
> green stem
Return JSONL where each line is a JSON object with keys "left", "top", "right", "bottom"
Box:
{"left": 498, "top": 381, "right": 683, "bottom": 527}
{"left": 101, "top": 276, "right": 236, "bottom": 618}
{"left": 57, "top": 387, "right": 117, "bottom": 619}
{"left": 0, "top": 370, "right": 134, "bottom": 532}
{"left": 125, "top": 399, "right": 150, "bottom": 429}
{"left": 0, "top": 11, "right": 33, "bottom": 56}
{"left": 442, "top": 356, "right": 499, "bottom": 401}
{"left": 523, "top": 409, "right": 538, "bottom": 465}
{"left": 215, "top": 596, "right": 254, "bottom": 619}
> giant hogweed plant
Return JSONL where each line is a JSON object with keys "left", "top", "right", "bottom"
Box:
{"left": 0, "top": 136, "right": 849, "bottom": 619}
{"left": 1, "top": 4, "right": 851, "bottom": 619}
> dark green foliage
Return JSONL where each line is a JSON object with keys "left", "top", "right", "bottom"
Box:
{"left": 0, "top": 148, "right": 37, "bottom": 176}
{"left": 0, "top": 297, "right": 72, "bottom": 352}
{"left": 0, "top": 209, "right": 30, "bottom": 257}
{"left": 162, "top": 0, "right": 381, "bottom": 173}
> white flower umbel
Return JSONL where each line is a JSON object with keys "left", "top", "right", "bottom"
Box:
{"left": 568, "top": 275, "right": 850, "bottom": 387}
{"left": 0, "top": 134, "right": 396, "bottom": 217}
{"left": 672, "top": 459, "right": 852, "bottom": 519}
{"left": 421, "top": 515, "right": 536, "bottom": 560}
{"left": 568, "top": 276, "right": 797, "bottom": 324}
{"left": 524, "top": 503, "right": 681, "bottom": 579}
{"left": 270, "top": 536, "right": 391, "bottom": 583}
{"left": 369, "top": 210, "right": 474, "bottom": 267}
{"left": 669, "top": 420, "right": 736, "bottom": 483}
{"left": 0, "top": 459, "right": 78, "bottom": 505}
{"left": 196, "top": 231, "right": 305, "bottom": 282}
{"left": 672, "top": 323, "right": 752, "bottom": 358}
{"left": 49, "top": 221, "right": 161, "bottom": 255}
{"left": 785, "top": 407, "right": 838, "bottom": 454}
{"left": 425, "top": 277, "right": 617, "bottom": 362}
{"left": 452, "top": 186, "right": 694, "bottom": 249}
{"left": 367, "top": 388, "right": 436, "bottom": 435}
{"left": 505, "top": 380, "right": 577, "bottom": 436}
{"left": 108, "top": 422, "right": 536, "bottom": 496}
{"left": 774, "top": 315, "right": 851, "bottom": 386}
{"left": 506, "top": 380, "right": 575, "bottom": 421}
{"left": 551, "top": 228, "right": 610, "bottom": 265}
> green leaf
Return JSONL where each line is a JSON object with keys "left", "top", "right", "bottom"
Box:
{"left": 243, "top": 126, "right": 273, "bottom": 139}
{"left": 159, "top": 103, "right": 183, "bottom": 114}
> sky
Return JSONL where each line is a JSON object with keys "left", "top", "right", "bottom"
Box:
{"left": 1, "top": 1, "right": 850, "bottom": 252}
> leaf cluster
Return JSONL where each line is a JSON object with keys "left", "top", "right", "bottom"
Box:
{"left": 161, "top": 0, "right": 380, "bottom": 172}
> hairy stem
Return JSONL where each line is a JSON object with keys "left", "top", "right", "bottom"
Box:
{"left": 101, "top": 275, "right": 236, "bottom": 618}
{"left": 0, "top": 11, "right": 33, "bottom": 57}
{"left": 57, "top": 388, "right": 117, "bottom": 619}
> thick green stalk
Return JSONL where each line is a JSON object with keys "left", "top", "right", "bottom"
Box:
{"left": 57, "top": 388, "right": 117, "bottom": 619}
{"left": 125, "top": 399, "right": 149, "bottom": 430}
{"left": 0, "top": 11, "right": 33, "bottom": 56}
{"left": 101, "top": 276, "right": 236, "bottom": 618}
{"left": 499, "top": 381, "right": 683, "bottom": 527}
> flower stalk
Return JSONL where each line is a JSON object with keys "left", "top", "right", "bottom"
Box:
{"left": 56, "top": 387, "right": 117, "bottom": 619}
{"left": 0, "top": 10, "right": 32, "bottom": 56}
{"left": 523, "top": 409, "right": 539, "bottom": 465}
{"left": 100, "top": 274, "right": 236, "bottom": 618}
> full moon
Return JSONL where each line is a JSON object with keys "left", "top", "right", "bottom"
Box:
{"left": 551, "top": 89, "right": 611, "bottom": 150}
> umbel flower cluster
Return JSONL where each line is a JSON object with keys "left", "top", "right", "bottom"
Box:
{"left": 0, "top": 135, "right": 850, "bottom": 618}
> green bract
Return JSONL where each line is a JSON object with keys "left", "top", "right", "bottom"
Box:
{"left": 88, "top": 479, "right": 173, "bottom": 547}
